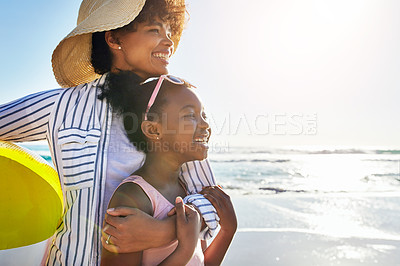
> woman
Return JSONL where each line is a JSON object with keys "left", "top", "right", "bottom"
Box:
{"left": 0, "top": 0, "right": 218, "bottom": 265}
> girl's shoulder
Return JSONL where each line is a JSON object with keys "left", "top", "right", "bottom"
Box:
{"left": 109, "top": 175, "right": 153, "bottom": 216}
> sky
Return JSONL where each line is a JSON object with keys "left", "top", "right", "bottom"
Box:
{"left": 1, "top": 0, "right": 400, "bottom": 148}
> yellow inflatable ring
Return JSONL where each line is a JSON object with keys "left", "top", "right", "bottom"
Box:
{"left": 0, "top": 141, "right": 63, "bottom": 251}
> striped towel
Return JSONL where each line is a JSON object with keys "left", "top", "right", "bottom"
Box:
{"left": 184, "top": 194, "right": 220, "bottom": 240}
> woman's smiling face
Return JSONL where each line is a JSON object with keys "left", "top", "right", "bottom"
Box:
{"left": 109, "top": 17, "right": 174, "bottom": 79}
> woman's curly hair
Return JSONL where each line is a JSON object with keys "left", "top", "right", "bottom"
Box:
{"left": 91, "top": 0, "right": 187, "bottom": 74}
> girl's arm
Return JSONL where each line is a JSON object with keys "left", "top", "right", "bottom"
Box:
{"left": 200, "top": 186, "right": 237, "bottom": 266}
{"left": 0, "top": 89, "right": 62, "bottom": 142}
{"left": 159, "top": 197, "right": 201, "bottom": 266}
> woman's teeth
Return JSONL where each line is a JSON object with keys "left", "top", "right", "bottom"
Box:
{"left": 153, "top": 53, "right": 169, "bottom": 60}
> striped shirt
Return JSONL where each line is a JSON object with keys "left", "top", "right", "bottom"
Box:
{"left": 0, "top": 74, "right": 217, "bottom": 265}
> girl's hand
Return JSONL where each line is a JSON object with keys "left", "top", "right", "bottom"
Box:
{"left": 175, "top": 196, "right": 201, "bottom": 251}
{"left": 159, "top": 197, "right": 201, "bottom": 265}
{"left": 200, "top": 186, "right": 237, "bottom": 234}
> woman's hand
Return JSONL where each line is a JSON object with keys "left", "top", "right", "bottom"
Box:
{"left": 102, "top": 207, "right": 176, "bottom": 253}
{"left": 200, "top": 186, "right": 237, "bottom": 235}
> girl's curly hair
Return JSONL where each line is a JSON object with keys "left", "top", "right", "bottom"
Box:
{"left": 100, "top": 71, "right": 180, "bottom": 153}
{"left": 91, "top": 0, "right": 187, "bottom": 74}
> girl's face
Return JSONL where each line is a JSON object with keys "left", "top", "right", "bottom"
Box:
{"left": 160, "top": 86, "right": 210, "bottom": 162}
{"left": 112, "top": 17, "right": 174, "bottom": 79}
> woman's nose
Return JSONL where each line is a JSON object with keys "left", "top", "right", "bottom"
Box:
{"left": 162, "top": 33, "right": 174, "bottom": 48}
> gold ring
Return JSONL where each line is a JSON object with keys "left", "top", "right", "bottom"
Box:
{"left": 105, "top": 234, "right": 111, "bottom": 245}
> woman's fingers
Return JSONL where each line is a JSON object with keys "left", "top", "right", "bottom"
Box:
{"left": 104, "top": 213, "right": 124, "bottom": 229}
{"left": 101, "top": 223, "right": 120, "bottom": 250}
{"left": 102, "top": 223, "right": 118, "bottom": 237}
{"left": 101, "top": 234, "right": 119, "bottom": 253}
{"left": 101, "top": 226, "right": 120, "bottom": 253}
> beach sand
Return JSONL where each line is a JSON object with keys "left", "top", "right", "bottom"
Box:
{"left": 222, "top": 194, "right": 400, "bottom": 265}
{"left": 223, "top": 231, "right": 400, "bottom": 266}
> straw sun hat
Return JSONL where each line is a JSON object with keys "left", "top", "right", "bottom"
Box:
{"left": 52, "top": 0, "right": 184, "bottom": 88}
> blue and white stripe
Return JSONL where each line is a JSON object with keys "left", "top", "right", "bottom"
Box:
{"left": 183, "top": 193, "right": 220, "bottom": 240}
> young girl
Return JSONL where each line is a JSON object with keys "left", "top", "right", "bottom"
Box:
{"left": 101, "top": 72, "right": 237, "bottom": 265}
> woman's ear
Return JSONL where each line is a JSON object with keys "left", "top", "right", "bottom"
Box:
{"left": 105, "top": 31, "right": 121, "bottom": 50}
{"left": 141, "top": 121, "right": 162, "bottom": 141}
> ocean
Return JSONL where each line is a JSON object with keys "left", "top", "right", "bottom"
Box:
{"left": 21, "top": 143, "right": 400, "bottom": 265}
{"left": 22, "top": 143, "right": 400, "bottom": 195}
{"left": 208, "top": 146, "right": 400, "bottom": 195}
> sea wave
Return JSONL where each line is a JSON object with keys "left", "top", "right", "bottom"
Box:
{"left": 226, "top": 147, "right": 400, "bottom": 155}
{"left": 369, "top": 173, "right": 400, "bottom": 177}
{"left": 259, "top": 187, "right": 308, "bottom": 194}
{"left": 362, "top": 159, "right": 400, "bottom": 162}
{"left": 210, "top": 159, "right": 290, "bottom": 163}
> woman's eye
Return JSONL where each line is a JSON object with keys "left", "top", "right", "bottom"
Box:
{"left": 149, "top": 28, "right": 160, "bottom": 33}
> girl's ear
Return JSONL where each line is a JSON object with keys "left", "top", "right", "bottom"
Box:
{"left": 141, "top": 121, "right": 162, "bottom": 141}
{"left": 105, "top": 31, "right": 121, "bottom": 50}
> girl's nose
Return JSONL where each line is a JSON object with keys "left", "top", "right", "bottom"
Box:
{"left": 200, "top": 116, "right": 210, "bottom": 130}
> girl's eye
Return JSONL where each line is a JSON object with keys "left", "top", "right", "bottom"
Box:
{"left": 184, "top": 113, "right": 196, "bottom": 119}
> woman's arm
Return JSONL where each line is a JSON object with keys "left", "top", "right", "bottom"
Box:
{"left": 103, "top": 159, "right": 219, "bottom": 253}
{"left": 101, "top": 185, "right": 201, "bottom": 266}
{"left": 101, "top": 182, "right": 151, "bottom": 266}
{"left": 0, "top": 89, "right": 62, "bottom": 142}
{"left": 200, "top": 186, "right": 237, "bottom": 266}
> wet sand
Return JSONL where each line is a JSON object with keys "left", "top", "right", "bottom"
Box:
{"left": 223, "top": 231, "right": 400, "bottom": 266}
